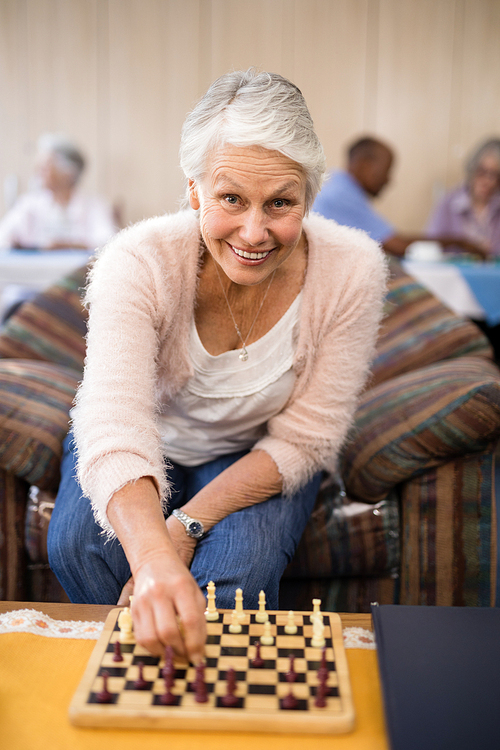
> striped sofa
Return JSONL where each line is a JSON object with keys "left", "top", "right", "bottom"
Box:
{"left": 1, "top": 260, "right": 500, "bottom": 610}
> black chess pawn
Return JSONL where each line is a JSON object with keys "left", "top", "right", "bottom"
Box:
{"left": 160, "top": 669, "right": 177, "bottom": 705}
{"left": 251, "top": 641, "right": 264, "bottom": 668}
{"left": 286, "top": 654, "right": 297, "bottom": 682}
{"left": 317, "top": 646, "right": 331, "bottom": 694}
{"left": 194, "top": 663, "right": 208, "bottom": 703}
{"left": 112, "top": 640, "right": 123, "bottom": 662}
{"left": 315, "top": 674, "right": 328, "bottom": 708}
{"left": 134, "top": 661, "right": 148, "bottom": 690}
{"left": 221, "top": 667, "right": 239, "bottom": 707}
{"left": 96, "top": 671, "right": 113, "bottom": 703}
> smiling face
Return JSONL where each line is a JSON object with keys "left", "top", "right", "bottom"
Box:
{"left": 189, "top": 145, "right": 308, "bottom": 286}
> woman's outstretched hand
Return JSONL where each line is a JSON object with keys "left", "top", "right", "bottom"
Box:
{"left": 107, "top": 477, "right": 206, "bottom": 662}
{"left": 130, "top": 550, "right": 206, "bottom": 661}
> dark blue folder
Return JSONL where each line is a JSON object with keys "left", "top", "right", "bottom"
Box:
{"left": 371, "top": 604, "right": 500, "bottom": 750}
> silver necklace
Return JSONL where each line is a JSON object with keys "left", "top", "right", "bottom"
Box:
{"left": 213, "top": 261, "right": 277, "bottom": 361}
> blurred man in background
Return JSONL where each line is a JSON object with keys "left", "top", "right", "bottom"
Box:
{"left": 313, "top": 136, "right": 488, "bottom": 258}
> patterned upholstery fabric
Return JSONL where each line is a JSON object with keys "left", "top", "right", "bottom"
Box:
{"left": 284, "top": 481, "right": 399, "bottom": 579}
{"left": 400, "top": 449, "right": 497, "bottom": 607}
{"left": 0, "top": 265, "right": 88, "bottom": 371}
{"left": 342, "top": 357, "right": 500, "bottom": 502}
{"left": 280, "top": 574, "right": 397, "bottom": 613}
{"left": 372, "top": 260, "right": 493, "bottom": 387}
{"left": 0, "top": 360, "right": 79, "bottom": 490}
{"left": 0, "top": 470, "right": 29, "bottom": 600}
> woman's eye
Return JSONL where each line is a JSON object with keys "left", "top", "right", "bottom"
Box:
{"left": 272, "top": 199, "right": 288, "bottom": 209}
{"left": 224, "top": 195, "right": 239, "bottom": 205}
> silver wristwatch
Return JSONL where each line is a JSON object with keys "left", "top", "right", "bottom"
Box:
{"left": 171, "top": 508, "right": 205, "bottom": 539}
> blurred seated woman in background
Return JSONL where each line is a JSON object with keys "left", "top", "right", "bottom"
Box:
{"left": 47, "top": 70, "right": 387, "bottom": 664}
{"left": 427, "top": 138, "right": 500, "bottom": 258}
{"left": 0, "top": 133, "right": 116, "bottom": 251}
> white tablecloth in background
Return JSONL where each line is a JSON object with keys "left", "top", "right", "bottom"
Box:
{"left": 0, "top": 248, "right": 92, "bottom": 319}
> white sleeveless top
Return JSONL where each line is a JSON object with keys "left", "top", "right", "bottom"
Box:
{"left": 158, "top": 292, "right": 302, "bottom": 466}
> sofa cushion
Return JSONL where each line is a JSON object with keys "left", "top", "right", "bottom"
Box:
{"left": 0, "top": 360, "right": 79, "bottom": 489}
{"left": 0, "top": 265, "right": 88, "bottom": 371}
{"left": 342, "top": 357, "right": 500, "bottom": 502}
{"left": 285, "top": 480, "right": 399, "bottom": 579}
{"left": 371, "top": 260, "right": 493, "bottom": 387}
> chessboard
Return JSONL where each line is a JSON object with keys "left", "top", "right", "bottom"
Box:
{"left": 69, "top": 607, "right": 355, "bottom": 734}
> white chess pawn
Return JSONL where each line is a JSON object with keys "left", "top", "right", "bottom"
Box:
{"left": 260, "top": 619, "right": 274, "bottom": 646}
{"left": 284, "top": 610, "right": 298, "bottom": 635}
{"left": 204, "top": 580, "right": 219, "bottom": 622}
{"left": 311, "top": 613, "right": 326, "bottom": 648}
{"left": 234, "top": 588, "right": 245, "bottom": 621}
{"left": 118, "top": 607, "right": 134, "bottom": 644}
{"left": 229, "top": 609, "right": 242, "bottom": 634}
{"left": 255, "top": 590, "right": 269, "bottom": 623}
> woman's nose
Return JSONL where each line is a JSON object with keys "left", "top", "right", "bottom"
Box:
{"left": 239, "top": 208, "right": 269, "bottom": 246}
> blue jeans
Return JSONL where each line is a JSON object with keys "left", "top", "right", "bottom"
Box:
{"left": 47, "top": 433, "right": 321, "bottom": 610}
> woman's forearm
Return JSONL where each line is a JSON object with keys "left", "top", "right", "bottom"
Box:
{"left": 177, "top": 449, "right": 283, "bottom": 531}
{"left": 107, "top": 476, "right": 176, "bottom": 571}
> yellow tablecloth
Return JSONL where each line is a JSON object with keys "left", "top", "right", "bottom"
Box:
{"left": 1, "top": 633, "right": 388, "bottom": 750}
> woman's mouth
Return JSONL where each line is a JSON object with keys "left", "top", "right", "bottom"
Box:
{"left": 230, "top": 244, "right": 273, "bottom": 260}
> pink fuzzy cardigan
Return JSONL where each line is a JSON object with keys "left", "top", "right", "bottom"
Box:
{"left": 72, "top": 210, "right": 387, "bottom": 535}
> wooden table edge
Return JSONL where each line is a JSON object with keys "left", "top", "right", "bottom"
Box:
{"left": 0, "top": 601, "right": 372, "bottom": 631}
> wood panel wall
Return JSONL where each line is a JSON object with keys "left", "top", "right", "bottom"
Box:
{"left": 1, "top": 0, "right": 499, "bottom": 231}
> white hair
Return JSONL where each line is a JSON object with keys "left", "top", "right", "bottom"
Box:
{"left": 466, "top": 138, "right": 500, "bottom": 181}
{"left": 37, "top": 133, "right": 86, "bottom": 184}
{"left": 179, "top": 69, "right": 326, "bottom": 211}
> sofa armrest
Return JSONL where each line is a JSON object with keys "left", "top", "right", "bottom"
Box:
{"left": 0, "top": 265, "right": 88, "bottom": 371}
{"left": 0, "top": 360, "right": 79, "bottom": 490}
{"left": 342, "top": 356, "right": 500, "bottom": 502}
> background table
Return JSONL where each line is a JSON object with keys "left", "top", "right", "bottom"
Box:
{"left": 0, "top": 248, "right": 92, "bottom": 319}
{"left": 403, "top": 258, "right": 500, "bottom": 325}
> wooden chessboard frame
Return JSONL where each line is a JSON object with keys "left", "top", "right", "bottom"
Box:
{"left": 69, "top": 607, "right": 355, "bottom": 734}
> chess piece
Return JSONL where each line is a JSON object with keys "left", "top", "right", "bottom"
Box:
{"left": 162, "top": 645, "right": 175, "bottom": 680}
{"left": 221, "top": 667, "right": 239, "bottom": 707}
{"left": 234, "top": 587, "right": 245, "bottom": 621}
{"left": 315, "top": 675, "right": 327, "bottom": 708}
{"left": 281, "top": 682, "right": 298, "bottom": 710}
{"left": 310, "top": 598, "right": 322, "bottom": 624}
{"left": 112, "top": 639, "right": 123, "bottom": 662}
{"left": 205, "top": 580, "right": 219, "bottom": 621}
{"left": 260, "top": 619, "right": 274, "bottom": 646}
{"left": 284, "top": 610, "right": 298, "bottom": 635}
{"left": 117, "top": 606, "right": 134, "bottom": 643}
{"left": 311, "top": 613, "right": 326, "bottom": 648}
{"left": 194, "top": 663, "right": 208, "bottom": 703}
{"left": 317, "top": 647, "right": 332, "bottom": 696}
{"left": 286, "top": 654, "right": 297, "bottom": 682}
{"left": 160, "top": 669, "right": 177, "bottom": 705}
{"left": 251, "top": 641, "right": 264, "bottom": 668}
{"left": 255, "top": 590, "right": 269, "bottom": 623}
{"left": 134, "top": 661, "right": 148, "bottom": 690}
{"left": 229, "top": 609, "right": 242, "bottom": 634}
{"left": 96, "top": 671, "right": 113, "bottom": 703}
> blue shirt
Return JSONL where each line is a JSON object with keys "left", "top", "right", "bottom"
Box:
{"left": 313, "top": 170, "right": 394, "bottom": 243}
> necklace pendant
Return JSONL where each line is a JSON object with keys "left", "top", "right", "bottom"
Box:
{"left": 239, "top": 347, "right": 249, "bottom": 362}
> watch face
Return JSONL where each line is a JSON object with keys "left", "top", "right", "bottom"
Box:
{"left": 186, "top": 520, "right": 204, "bottom": 538}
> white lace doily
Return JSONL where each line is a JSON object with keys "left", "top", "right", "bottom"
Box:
{"left": 0, "top": 608, "right": 104, "bottom": 639}
{"left": 342, "top": 626, "right": 376, "bottom": 649}
{"left": 0, "top": 609, "right": 376, "bottom": 648}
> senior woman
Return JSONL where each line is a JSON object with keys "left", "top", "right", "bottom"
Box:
{"left": 47, "top": 70, "right": 387, "bottom": 664}
{"left": 427, "top": 138, "right": 500, "bottom": 257}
